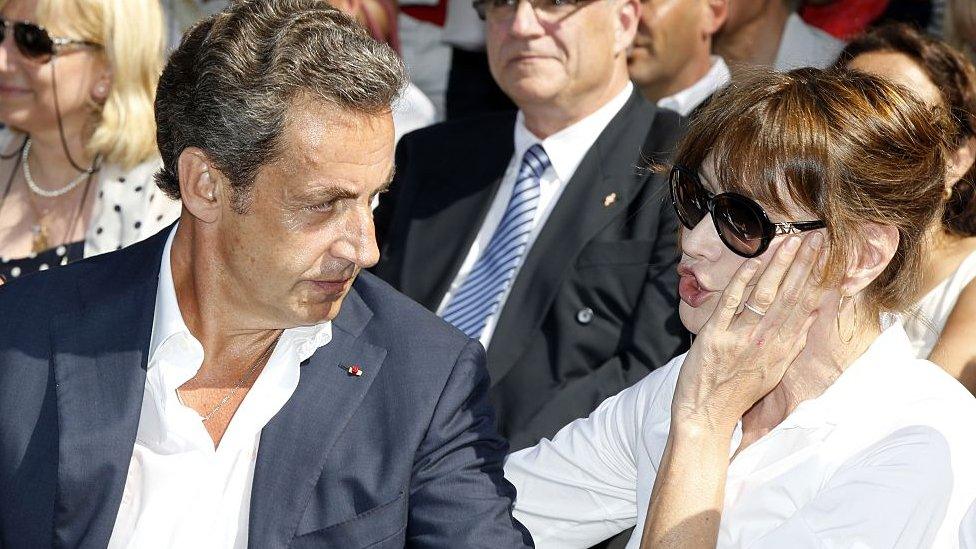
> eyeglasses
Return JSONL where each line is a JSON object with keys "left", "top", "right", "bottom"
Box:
{"left": 669, "top": 165, "right": 826, "bottom": 258}
{"left": 0, "top": 17, "right": 101, "bottom": 63}
{"left": 473, "top": 0, "right": 592, "bottom": 21}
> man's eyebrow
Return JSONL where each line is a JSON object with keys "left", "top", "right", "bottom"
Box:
{"left": 296, "top": 185, "right": 357, "bottom": 202}
{"left": 374, "top": 166, "right": 396, "bottom": 195}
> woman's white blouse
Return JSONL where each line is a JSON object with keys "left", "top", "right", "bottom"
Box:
{"left": 505, "top": 321, "right": 976, "bottom": 548}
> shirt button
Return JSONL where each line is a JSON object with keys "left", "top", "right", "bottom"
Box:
{"left": 576, "top": 307, "right": 594, "bottom": 325}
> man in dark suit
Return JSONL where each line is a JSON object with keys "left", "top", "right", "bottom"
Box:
{"left": 373, "top": 0, "right": 689, "bottom": 451}
{"left": 0, "top": 2, "right": 531, "bottom": 547}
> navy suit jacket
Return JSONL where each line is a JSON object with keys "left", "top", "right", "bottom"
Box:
{"left": 0, "top": 228, "right": 533, "bottom": 548}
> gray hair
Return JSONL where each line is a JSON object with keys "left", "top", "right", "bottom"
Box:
{"left": 154, "top": 0, "right": 406, "bottom": 210}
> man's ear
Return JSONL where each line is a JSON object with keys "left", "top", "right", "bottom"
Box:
{"left": 947, "top": 136, "right": 976, "bottom": 191}
{"left": 705, "top": 0, "right": 729, "bottom": 36}
{"left": 613, "top": 0, "right": 641, "bottom": 56}
{"left": 840, "top": 223, "right": 899, "bottom": 298}
{"left": 177, "top": 148, "right": 222, "bottom": 224}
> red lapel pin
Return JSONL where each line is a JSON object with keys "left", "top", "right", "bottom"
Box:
{"left": 341, "top": 364, "right": 364, "bottom": 377}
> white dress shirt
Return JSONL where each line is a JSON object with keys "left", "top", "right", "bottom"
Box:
{"left": 775, "top": 13, "right": 846, "bottom": 72}
{"left": 505, "top": 319, "right": 976, "bottom": 548}
{"left": 657, "top": 56, "right": 731, "bottom": 117}
{"left": 108, "top": 227, "right": 333, "bottom": 548}
{"left": 436, "top": 83, "right": 634, "bottom": 347}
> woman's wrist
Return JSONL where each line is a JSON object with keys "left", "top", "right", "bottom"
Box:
{"left": 670, "top": 407, "right": 739, "bottom": 442}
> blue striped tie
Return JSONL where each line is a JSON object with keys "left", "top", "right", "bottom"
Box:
{"left": 441, "top": 144, "right": 551, "bottom": 338}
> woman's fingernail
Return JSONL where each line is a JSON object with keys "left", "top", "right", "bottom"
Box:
{"left": 785, "top": 237, "right": 800, "bottom": 252}
{"left": 811, "top": 232, "right": 824, "bottom": 248}
{"left": 747, "top": 258, "right": 762, "bottom": 271}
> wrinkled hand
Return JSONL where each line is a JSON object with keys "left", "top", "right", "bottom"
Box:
{"left": 672, "top": 232, "right": 825, "bottom": 433}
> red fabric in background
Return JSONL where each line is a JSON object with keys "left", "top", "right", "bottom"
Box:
{"left": 801, "top": 0, "right": 891, "bottom": 39}
{"left": 401, "top": 1, "right": 448, "bottom": 27}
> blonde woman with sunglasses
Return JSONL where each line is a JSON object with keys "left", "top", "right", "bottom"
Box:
{"left": 0, "top": 0, "right": 179, "bottom": 283}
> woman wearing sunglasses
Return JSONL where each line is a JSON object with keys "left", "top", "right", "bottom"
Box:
{"left": 505, "top": 68, "right": 976, "bottom": 547}
{"left": 0, "top": 0, "right": 179, "bottom": 283}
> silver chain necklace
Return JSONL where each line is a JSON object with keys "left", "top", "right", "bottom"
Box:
{"left": 22, "top": 139, "right": 97, "bottom": 198}
{"left": 197, "top": 337, "right": 280, "bottom": 423}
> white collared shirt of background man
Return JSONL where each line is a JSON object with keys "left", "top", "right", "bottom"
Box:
{"left": 656, "top": 55, "right": 731, "bottom": 116}
{"left": 435, "top": 82, "right": 634, "bottom": 348}
{"left": 107, "top": 226, "right": 333, "bottom": 548}
{"left": 505, "top": 319, "right": 976, "bottom": 548}
{"left": 775, "top": 12, "right": 846, "bottom": 71}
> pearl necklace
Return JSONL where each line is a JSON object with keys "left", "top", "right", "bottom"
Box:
{"left": 22, "top": 139, "right": 97, "bottom": 198}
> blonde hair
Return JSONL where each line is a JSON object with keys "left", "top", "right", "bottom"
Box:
{"left": 23, "top": 0, "right": 165, "bottom": 169}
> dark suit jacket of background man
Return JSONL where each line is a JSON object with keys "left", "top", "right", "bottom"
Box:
{"left": 0, "top": 228, "right": 533, "bottom": 548}
{"left": 373, "top": 90, "right": 689, "bottom": 451}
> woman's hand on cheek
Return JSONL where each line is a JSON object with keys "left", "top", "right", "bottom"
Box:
{"left": 672, "top": 231, "right": 826, "bottom": 435}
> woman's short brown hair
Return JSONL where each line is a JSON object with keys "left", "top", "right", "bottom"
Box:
{"left": 838, "top": 24, "right": 976, "bottom": 237}
{"left": 675, "top": 67, "right": 952, "bottom": 314}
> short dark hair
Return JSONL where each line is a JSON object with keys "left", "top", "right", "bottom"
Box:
{"left": 676, "top": 67, "right": 952, "bottom": 314}
{"left": 154, "top": 0, "right": 405, "bottom": 211}
{"left": 839, "top": 24, "right": 976, "bottom": 237}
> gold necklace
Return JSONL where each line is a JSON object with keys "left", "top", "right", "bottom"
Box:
{"left": 21, "top": 171, "right": 94, "bottom": 255}
{"left": 23, "top": 189, "right": 51, "bottom": 254}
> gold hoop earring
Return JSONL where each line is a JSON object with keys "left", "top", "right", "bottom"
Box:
{"left": 837, "top": 294, "right": 857, "bottom": 344}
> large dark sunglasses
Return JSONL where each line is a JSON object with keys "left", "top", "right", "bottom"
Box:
{"left": 0, "top": 17, "right": 100, "bottom": 63}
{"left": 670, "top": 165, "right": 826, "bottom": 258}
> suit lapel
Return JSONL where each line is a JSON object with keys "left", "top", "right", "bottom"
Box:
{"left": 51, "top": 230, "right": 167, "bottom": 548}
{"left": 248, "top": 285, "right": 387, "bottom": 547}
{"left": 486, "top": 92, "right": 657, "bottom": 384}
{"left": 399, "top": 116, "right": 515, "bottom": 310}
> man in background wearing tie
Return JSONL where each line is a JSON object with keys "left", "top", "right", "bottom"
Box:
{"left": 374, "top": 0, "right": 687, "bottom": 451}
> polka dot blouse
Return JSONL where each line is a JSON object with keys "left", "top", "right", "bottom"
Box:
{"left": 0, "top": 132, "right": 181, "bottom": 282}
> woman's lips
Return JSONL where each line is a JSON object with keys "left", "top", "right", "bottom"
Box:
{"left": 0, "top": 85, "right": 30, "bottom": 96}
{"left": 677, "top": 266, "right": 715, "bottom": 308}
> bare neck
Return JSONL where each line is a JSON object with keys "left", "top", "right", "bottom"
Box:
{"left": 638, "top": 54, "right": 714, "bottom": 104}
{"left": 739, "top": 316, "right": 881, "bottom": 444}
{"left": 715, "top": 5, "right": 791, "bottom": 70}
{"left": 520, "top": 71, "right": 630, "bottom": 139}
{"left": 169, "top": 219, "right": 281, "bottom": 359}
{"left": 21, "top": 119, "right": 96, "bottom": 184}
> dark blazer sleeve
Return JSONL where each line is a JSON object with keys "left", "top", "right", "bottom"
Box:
{"left": 408, "top": 339, "right": 534, "bottom": 548}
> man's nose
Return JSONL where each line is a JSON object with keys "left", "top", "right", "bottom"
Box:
{"left": 332, "top": 207, "right": 380, "bottom": 269}
{"left": 510, "top": 0, "right": 546, "bottom": 37}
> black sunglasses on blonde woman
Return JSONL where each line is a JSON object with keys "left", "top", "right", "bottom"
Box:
{"left": 669, "top": 164, "right": 826, "bottom": 258}
{"left": 0, "top": 17, "right": 100, "bottom": 63}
